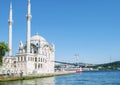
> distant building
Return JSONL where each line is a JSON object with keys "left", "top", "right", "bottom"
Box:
{"left": 1, "top": 0, "right": 55, "bottom": 75}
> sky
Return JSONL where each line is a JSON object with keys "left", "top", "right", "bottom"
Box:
{"left": 0, "top": 0, "right": 120, "bottom": 64}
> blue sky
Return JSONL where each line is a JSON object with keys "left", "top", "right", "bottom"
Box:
{"left": 0, "top": 0, "right": 120, "bottom": 64}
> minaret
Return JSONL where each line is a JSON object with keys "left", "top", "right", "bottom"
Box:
{"left": 26, "top": 0, "right": 32, "bottom": 53}
{"left": 8, "top": 2, "right": 13, "bottom": 56}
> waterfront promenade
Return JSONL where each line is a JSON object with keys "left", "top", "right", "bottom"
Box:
{"left": 0, "top": 71, "right": 76, "bottom": 82}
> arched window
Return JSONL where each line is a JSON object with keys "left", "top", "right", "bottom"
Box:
{"left": 35, "top": 57, "right": 37, "bottom": 62}
{"left": 38, "top": 64, "right": 40, "bottom": 69}
{"left": 41, "top": 64, "right": 43, "bottom": 68}
{"left": 41, "top": 58, "right": 42, "bottom": 62}
{"left": 35, "top": 63, "right": 37, "bottom": 69}
{"left": 39, "top": 57, "right": 40, "bottom": 62}
{"left": 21, "top": 57, "right": 23, "bottom": 61}
{"left": 18, "top": 57, "right": 19, "bottom": 61}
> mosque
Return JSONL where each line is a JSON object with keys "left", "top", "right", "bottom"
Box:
{"left": 2, "top": 0, "right": 55, "bottom": 75}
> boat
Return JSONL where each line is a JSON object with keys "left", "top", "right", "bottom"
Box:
{"left": 76, "top": 67, "right": 82, "bottom": 73}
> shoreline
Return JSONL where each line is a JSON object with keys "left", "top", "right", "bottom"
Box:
{"left": 0, "top": 71, "right": 76, "bottom": 82}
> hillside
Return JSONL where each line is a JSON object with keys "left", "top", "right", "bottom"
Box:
{"left": 88, "top": 61, "right": 120, "bottom": 70}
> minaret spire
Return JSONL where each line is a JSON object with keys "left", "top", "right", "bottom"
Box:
{"left": 26, "top": 0, "right": 32, "bottom": 53}
{"left": 8, "top": 1, "right": 13, "bottom": 56}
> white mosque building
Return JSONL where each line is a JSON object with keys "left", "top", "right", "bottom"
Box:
{"left": 2, "top": 0, "right": 55, "bottom": 75}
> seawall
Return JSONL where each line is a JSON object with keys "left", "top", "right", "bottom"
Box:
{"left": 0, "top": 71, "right": 76, "bottom": 82}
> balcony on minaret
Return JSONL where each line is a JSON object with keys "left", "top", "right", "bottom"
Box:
{"left": 8, "top": 20, "right": 13, "bottom": 25}
{"left": 27, "top": 14, "right": 32, "bottom": 20}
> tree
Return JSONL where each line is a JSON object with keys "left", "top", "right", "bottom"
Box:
{"left": 0, "top": 42, "right": 9, "bottom": 64}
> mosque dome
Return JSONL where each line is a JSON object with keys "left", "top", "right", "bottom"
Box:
{"left": 30, "top": 33, "right": 48, "bottom": 45}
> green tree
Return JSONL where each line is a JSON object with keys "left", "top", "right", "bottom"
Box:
{"left": 0, "top": 42, "right": 9, "bottom": 64}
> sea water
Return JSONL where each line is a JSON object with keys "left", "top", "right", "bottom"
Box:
{"left": 0, "top": 70, "right": 120, "bottom": 85}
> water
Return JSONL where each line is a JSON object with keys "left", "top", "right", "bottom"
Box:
{"left": 0, "top": 70, "right": 120, "bottom": 85}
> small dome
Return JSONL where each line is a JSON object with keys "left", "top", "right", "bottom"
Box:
{"left": 30, "top": 33, "right": 46, "bottom": 42}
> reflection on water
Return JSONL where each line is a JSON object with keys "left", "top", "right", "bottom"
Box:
{"left": 0, "top": 77, "right": 55, "bottom": 85}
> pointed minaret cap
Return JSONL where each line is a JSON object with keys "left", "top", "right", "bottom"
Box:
{"left": 10, "top": 1, "right": 12, "bottom": 9}
{"left": 8, "top": 0, "right": 13, "bottom": 23}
